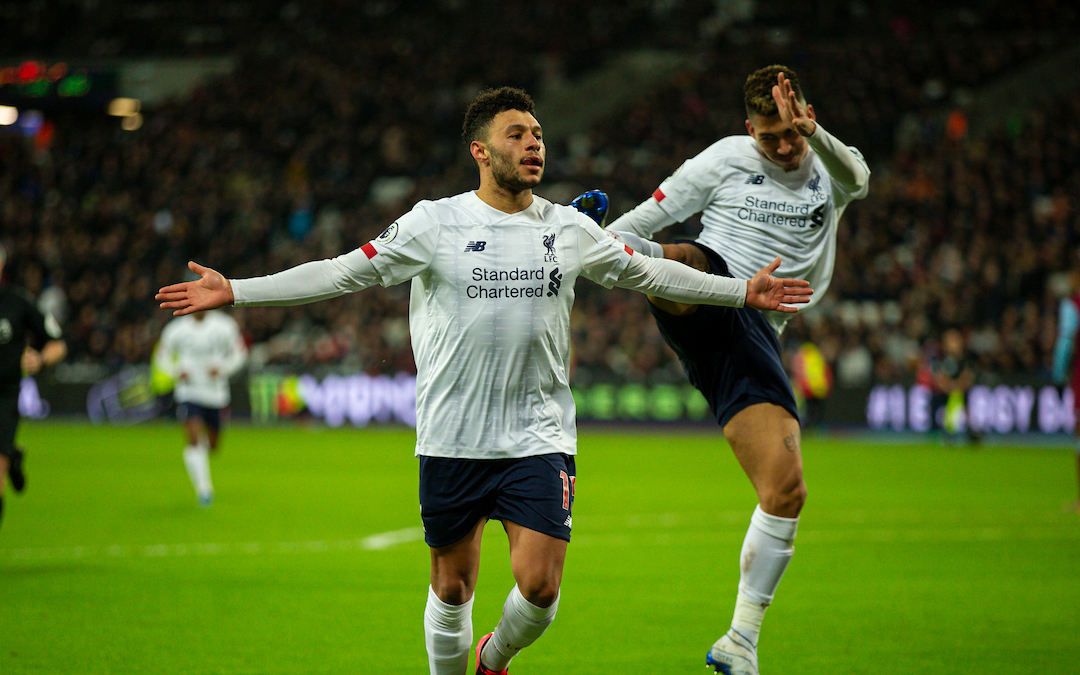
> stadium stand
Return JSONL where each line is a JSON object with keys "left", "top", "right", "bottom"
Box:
{"left": 2, "top": 0, "right": 1079, "bottom": 400}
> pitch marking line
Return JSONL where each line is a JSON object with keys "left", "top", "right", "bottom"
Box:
{"left": 0, "top": 526, "right": 425, "bottom": 562}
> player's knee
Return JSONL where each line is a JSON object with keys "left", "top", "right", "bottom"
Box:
{"left": 759, "top": 477, "right": 806, "bottom": 518}
{"left": 517, "top": 575, "right": 560, "bottom": 608}
{"left": 430, "top": 564, "right": 478, "bottom": 605}
{"left": 790, "top": 480, "right": 808, "bottom": 513}
{"left": 431, "top": 576, "right": 473, "bottom": 605}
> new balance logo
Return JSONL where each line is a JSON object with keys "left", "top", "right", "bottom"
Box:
{"left": 563, "top": 515, "right": 572, "bottom": 528}
{"left": 745, "top": 174, "right": 765, "bottom": 185}
{"left": 464, "top": 241, "right": 486, "bottom": 252}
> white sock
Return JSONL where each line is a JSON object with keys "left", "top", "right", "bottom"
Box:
{"left": 424, "top": 586, "right": 473, "bottom": 675}
{"left": 182, "top": 444, "right": 213, "bottom": 500}
{"left": 732, "top": 505, "right": 799, "bottom": 643}
{"left": 482, "top": 586, "right": 559, "bottom": 671}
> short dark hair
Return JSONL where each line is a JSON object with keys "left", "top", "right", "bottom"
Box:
{"left": 744, "top": 65, "right": 803, "bottom": 119}
{"left": 462, "top": 87, "right": 536, "bottom": 144}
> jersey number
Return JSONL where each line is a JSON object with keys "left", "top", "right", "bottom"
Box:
{"left": 560, "top": 470, "right": 576, "bottom": 510}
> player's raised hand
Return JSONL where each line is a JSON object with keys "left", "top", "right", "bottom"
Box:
{"left": 773, "top": 72, "right": 817, "bottom": 137}
{"left": 156, "top": 261, "right": 234, "bottom": 316}
{"left": 745, "top": 257, "right": 813, "bottom": 313}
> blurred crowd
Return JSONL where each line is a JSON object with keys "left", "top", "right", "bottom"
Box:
{"left": 2, "top": 0, "right": 1079, "bottom": 390}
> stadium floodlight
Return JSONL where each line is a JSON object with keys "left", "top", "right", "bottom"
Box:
{"left": 107, "top": 97, "right": 141, "bottom": 117}
{"left": 0, "top": 105, "right": 17, "bottom": 126}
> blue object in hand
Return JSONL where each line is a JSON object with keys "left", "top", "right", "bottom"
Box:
{"left": 570, "top": 190, "right": 609, "bottom": 227}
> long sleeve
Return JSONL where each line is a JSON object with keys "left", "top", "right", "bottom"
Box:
{"left": 614, "top": 253, "right": 745, "bottom": 307}
{"left": 606, "top": 197, "right": 678, "bottom": 239}
{"left": 806, "top": 123, "right": 870, "bottom": 196}
{"left": 231, "top": 247, "right": 381, "bottom": 307}
{"left": 607, "top": 230, "right": 665, "bottom": 258}
{"left": 152, "top": 330, "right": 177, "bottom": 378}
{"left": 220, "top": 324, "right": 247, "bottom": 378}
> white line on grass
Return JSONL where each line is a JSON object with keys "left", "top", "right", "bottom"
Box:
{"left": 6, "top": 515, "right": 1076, "bottom": 562}
{"left": 0, "top": 526, "right": 425, "bottom": 563}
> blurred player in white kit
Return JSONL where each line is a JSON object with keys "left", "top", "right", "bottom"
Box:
{"left": 154, "top": 310, "right": 247, "bottom": 507}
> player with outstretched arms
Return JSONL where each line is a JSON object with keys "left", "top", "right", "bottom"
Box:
{"left": 158, "top": 87, "right": 814, "bottom": 675}
{"left": 589, "top": 66, "right": 870, "bottom": 674}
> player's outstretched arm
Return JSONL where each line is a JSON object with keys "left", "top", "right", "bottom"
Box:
{"left": 774, "top": 71, "right": 870, "bottom": 195}
{"left": 156, "top": 261, "right": 234, "bottom": 316}
{"left": 615, "top": 253, "right": 812, "bottom": 311}
{"left": 746, "top": 256, "right": 813, "bottom": 313}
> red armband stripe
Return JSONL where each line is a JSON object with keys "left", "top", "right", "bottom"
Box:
{"left": 653, "top": 188, "right": 665, "bottom": 202}
{"left": 624, "top": 244, "right": 634, "bottom": 256}
{"left": 361, "top": 243, "right": 378, "bottom": 259}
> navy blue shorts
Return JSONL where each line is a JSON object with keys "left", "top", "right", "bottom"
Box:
{"left": 418, "top": 453, "right": 576, "bottom": 549}
{"left": 649, "top": 242, "right": 799, "bottom": 428}
{"left": 176, "top": 402, "right": 224, "bottom": 431}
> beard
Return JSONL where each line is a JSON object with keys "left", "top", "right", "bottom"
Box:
{"left": 489, "top": 146, "right": 540, "bottom": 193}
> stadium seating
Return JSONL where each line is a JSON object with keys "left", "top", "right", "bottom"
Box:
{"left": 2, "top": 0, "right": 1078, "bottom": 392}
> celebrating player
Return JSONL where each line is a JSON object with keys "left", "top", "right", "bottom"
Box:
{"left": 598, "top": 65, "right": 870, "bottom": 674}
{"left": 157, "top": 86, "right": 813, "bottom": 675}
{"left": 154, "top": 310, "right": 247, "bottom": 507}
{"left": 0, "top": 244, "right": 67, "bottom": 530}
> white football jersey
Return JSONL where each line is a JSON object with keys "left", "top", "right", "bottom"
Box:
{"left": 653, "top": 135, "right": 868, "bottom": 333}
{"left": 155, "top": 311, "right": 247, "bottom": 408}
{"left": 362, "top": 191, "right": 633, "bottom": 460}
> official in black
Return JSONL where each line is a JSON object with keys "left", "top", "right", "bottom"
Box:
{"left": 0, "top": 245, "right": 66, "bottom": 529}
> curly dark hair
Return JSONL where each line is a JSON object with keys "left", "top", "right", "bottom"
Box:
{"left": 462, "top": 86, "right": 536, "bottom": 144}
{"left": 744, "top": 65, "right": 803, "bottom": 119}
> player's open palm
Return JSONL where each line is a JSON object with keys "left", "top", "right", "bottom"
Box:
{"left": 156, "top": 261, "right": 234, "bottom": 315}
{"left": 746, "top": 257, "right": 813, "bottom": 313}
{"left": 773, "top": 72, "right": 816, "bottom": 137}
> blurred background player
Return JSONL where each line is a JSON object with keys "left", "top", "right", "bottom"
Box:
{"left": 154, "top": 309, "right": 247, "bottom": 507}
{"left": 926, "top": 327, "right": 978, "bottom": 443}
{"left": 157, "top": 86, "right": 814, "bottom": 675}
{"left": 0, "top": 244, "right": 66, "bottom": 530}
{"left": 593, "top": 65, "right": 870, "bottom": 674}
{"left": 790, "top": 340, "right": 834, "bottom": 431}
{"left": 1052, "top": 269, "right": 1080, "bottom": 512}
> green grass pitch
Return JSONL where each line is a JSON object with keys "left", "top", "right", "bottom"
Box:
{"left": 1, "top": 421, "right": 1078, "bottom": 674}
